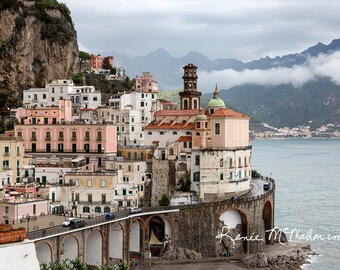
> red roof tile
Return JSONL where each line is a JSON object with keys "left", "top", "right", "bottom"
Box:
{"left": 210, "top": 108, "right": 250, "bottom": 119}
{"left": 177, "top": 136, "right": 192, "bottom": 142}
{"left": 154, "top": 110, "right": 199, "bottom": 116}
{"left": 146, "top": 122, "right": 195, "bottom": 130}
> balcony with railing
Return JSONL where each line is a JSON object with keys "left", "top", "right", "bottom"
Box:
{"left": 45, "top": 136, "right": 51, "bottom": 141}
{"left": 58, "top": 136, "right": 64, "bottom": 141}
{"left": 30, "top": 137, "right": 36, "bottom": 141}
{"left": 84, "top": 136, "right": 90, "bottom": 141}
{"left": 3, "top": 152, "right": 10, "bottom": 156}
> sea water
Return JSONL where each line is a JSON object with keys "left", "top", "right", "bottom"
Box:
{"left": 252, "top": 138, "right": 340, "bottom": 269}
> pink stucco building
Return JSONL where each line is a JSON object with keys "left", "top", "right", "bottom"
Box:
{"left": 0, "top": 196, "right": 50, "bottom": 225}
{"left": 14, "top": 101, "right": 117, "bottom": 168}
{"left": 16, "top": 99, "right": 72, "bottom": 125}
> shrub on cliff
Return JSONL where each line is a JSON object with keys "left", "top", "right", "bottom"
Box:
{"left": 159, "top": 194, "right": 170, "bottom": 206}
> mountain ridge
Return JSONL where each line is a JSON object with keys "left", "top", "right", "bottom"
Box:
{"left": 111, "top": 38, "right": 340, "bottom": 89}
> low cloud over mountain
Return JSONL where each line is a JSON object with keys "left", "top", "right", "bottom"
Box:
{"left": 199, "top": 51, "right": 340, "bottom": 91}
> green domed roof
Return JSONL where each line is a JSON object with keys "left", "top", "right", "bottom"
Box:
{"left": 195, "top": 114, "right": 208, "bottom": 121}
{"left": 208, "top": 98, "right": 225, "bottom": 107}
{"left": 207, "top": 84, "right": 226, "bottom": 108}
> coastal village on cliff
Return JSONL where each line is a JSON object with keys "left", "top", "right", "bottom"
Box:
{"left": 0, "top": 1, "right": 321, "bottom": 270}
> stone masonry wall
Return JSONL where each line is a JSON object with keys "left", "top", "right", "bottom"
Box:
{"left": 174, "top": 187, "right": 274, "bottom": 256}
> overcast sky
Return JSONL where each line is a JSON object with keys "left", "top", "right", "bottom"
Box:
{"left": 63, "top": 0, "right": 340, "bottom": 61}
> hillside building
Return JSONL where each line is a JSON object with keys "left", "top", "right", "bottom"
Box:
{"left": 22, "top": 79, "right": 101, "bottom": 110}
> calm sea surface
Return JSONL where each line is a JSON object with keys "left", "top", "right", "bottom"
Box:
{"left": 252, "top": 138, "right": 340, "bottom": 269}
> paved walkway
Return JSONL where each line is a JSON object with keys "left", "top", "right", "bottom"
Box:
{"left": 13, "top": 215, "right": 67, "bottom": 232}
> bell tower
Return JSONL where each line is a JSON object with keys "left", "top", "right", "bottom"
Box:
{"left": 179, "top": 63, "right": 202, "bottom": 110}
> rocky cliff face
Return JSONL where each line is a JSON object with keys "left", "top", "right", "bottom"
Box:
{"left": 0, "top": 0, "right": 78, "bottom": 103}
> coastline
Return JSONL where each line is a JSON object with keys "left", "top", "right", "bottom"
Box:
{"left": 137, "top": 242, "right": 316, "bottom": 270}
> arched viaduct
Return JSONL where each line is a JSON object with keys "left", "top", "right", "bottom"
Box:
{"left": 32, "top": 178, "right": 275, "bottom": 266}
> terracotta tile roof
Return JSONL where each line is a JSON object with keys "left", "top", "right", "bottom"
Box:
{"left": 177, "top": 136, "right": 192, "bottom": 142}
{"left": 210, "top": 108, "right": 250, "bottom": 119}
{"left": 154, "top": 110, "right": 199, "bottom": 116}
{"left": 146, "top": 122, "right": 195, "bottom": 130}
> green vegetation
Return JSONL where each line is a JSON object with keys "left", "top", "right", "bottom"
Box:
{"left": 84, "top": 74, "right": 134, "bottom": 104}
{"left": 0, "top": 0, "right": 22, "bottom": 11}
{"left": 78, "top": 51, "right": 91, "bottom": 73}
{"left": 103, "top": 57, "right": 112, "bottom": 70}
{"left": 0, "top": 92, "right": 20, "bottom": 109}
{"left": 177, "top": 174, "right": 191, "bottom": 192}
{"left": 33, "top": 0, "right": 72, "bottom": 24}
{"left": 252, "top": 170, "right": 262, "bottom": 178}
{"left": 72, "top": 73, "right": 84, "bottom": 86}
{"left": 159, "top": 194, "right": 170, "bottom": 206}
{"left": 110, "top": 68, "right": 117, "bottom": 75}
{"left": 0, "top": 0, "right": 75, "bottom": 46}
{"left": 40, "top": 259, "right": 129, "bottom": 270}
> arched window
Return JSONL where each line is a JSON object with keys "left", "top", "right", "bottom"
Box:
{"left": 193, "top": 99, "right": 198, "bottom": 109}
{"left": 148, "top": 132, "right": 152, "bottom": 135}
{"left": 95, "top": 206, "right": 101, "bottom": 213}
{"left": 196, "top": 132, "right": 200, "bottom": 136}
{"left": 184, "top": 142, "right": 187, "bottom": 148}
{"left": 104, "top": 207, "right": 111, "bottom": 213}
{"left": 189, "top": 142, "right": 192, "bottom": 148}
{"left": 173, "top": 131, "right": 177, "bottom": 135}
{"left": 160, "top": 131, "right": 164, "bottom": 135}
{"left": 184, "top": 99, "right": 188, "bottom": 110}
{"left": 169, "top": 148, "right": 174, "bottom": 155}
{"left": 186, "top": 131, "right": 191, "bottom": 135}
{"left": 83, "top": 206, "right": 90, "bottom": 213}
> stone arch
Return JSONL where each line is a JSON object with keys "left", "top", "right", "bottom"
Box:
{"left": 109, "top": 222, "right": 125, "bottom": 260}
{"left": 36, "top": 241, "right": 53, "bottom": 264}
{"left": 216, "top": 207, "right": 249, "bottom": 254}
{"left": 263, "top": 200, "right": 273, "bottom": 244}
{"left": 59, "top": 235, "right": 80, "bottom": 261}
{"left": 143, "top": 214, "right": 175, "bottom": 256}
{"left": 130, "top": 218, "right": 144, "bottom": 253}
{"left": 85, "top": 228, "right": 103, "bottom": 266}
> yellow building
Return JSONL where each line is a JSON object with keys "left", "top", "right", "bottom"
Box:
{"left": 0, "top": 135, "right": 27, "bottom": 187}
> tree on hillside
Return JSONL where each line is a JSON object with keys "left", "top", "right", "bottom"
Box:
{"left": 78, "top": 51, "right": 91, "bottom": 72}
{"left": 72, "top": 73, "right": 84, "bottom": 86}
{"left": 103, "top": 57, "right": 112, "bottom": 70}
{"left": 110, "top": 67, "right": 117, "bottom": 75}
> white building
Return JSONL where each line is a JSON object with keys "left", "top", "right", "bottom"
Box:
{"left": 23, "top": 80, "right": 101, "bottom": 111}
{"left": 106, "top": 158, "right": 147, "bottom": 208}
{"left": 101, "top": 85, "right": 159, "bottom": 145}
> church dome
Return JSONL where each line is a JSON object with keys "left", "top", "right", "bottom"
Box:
{"left": 195, "top": 114, "right": 208, "bottom": 121}
{"left": 207, "top": 84, "right": 225, "bottom": 108}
